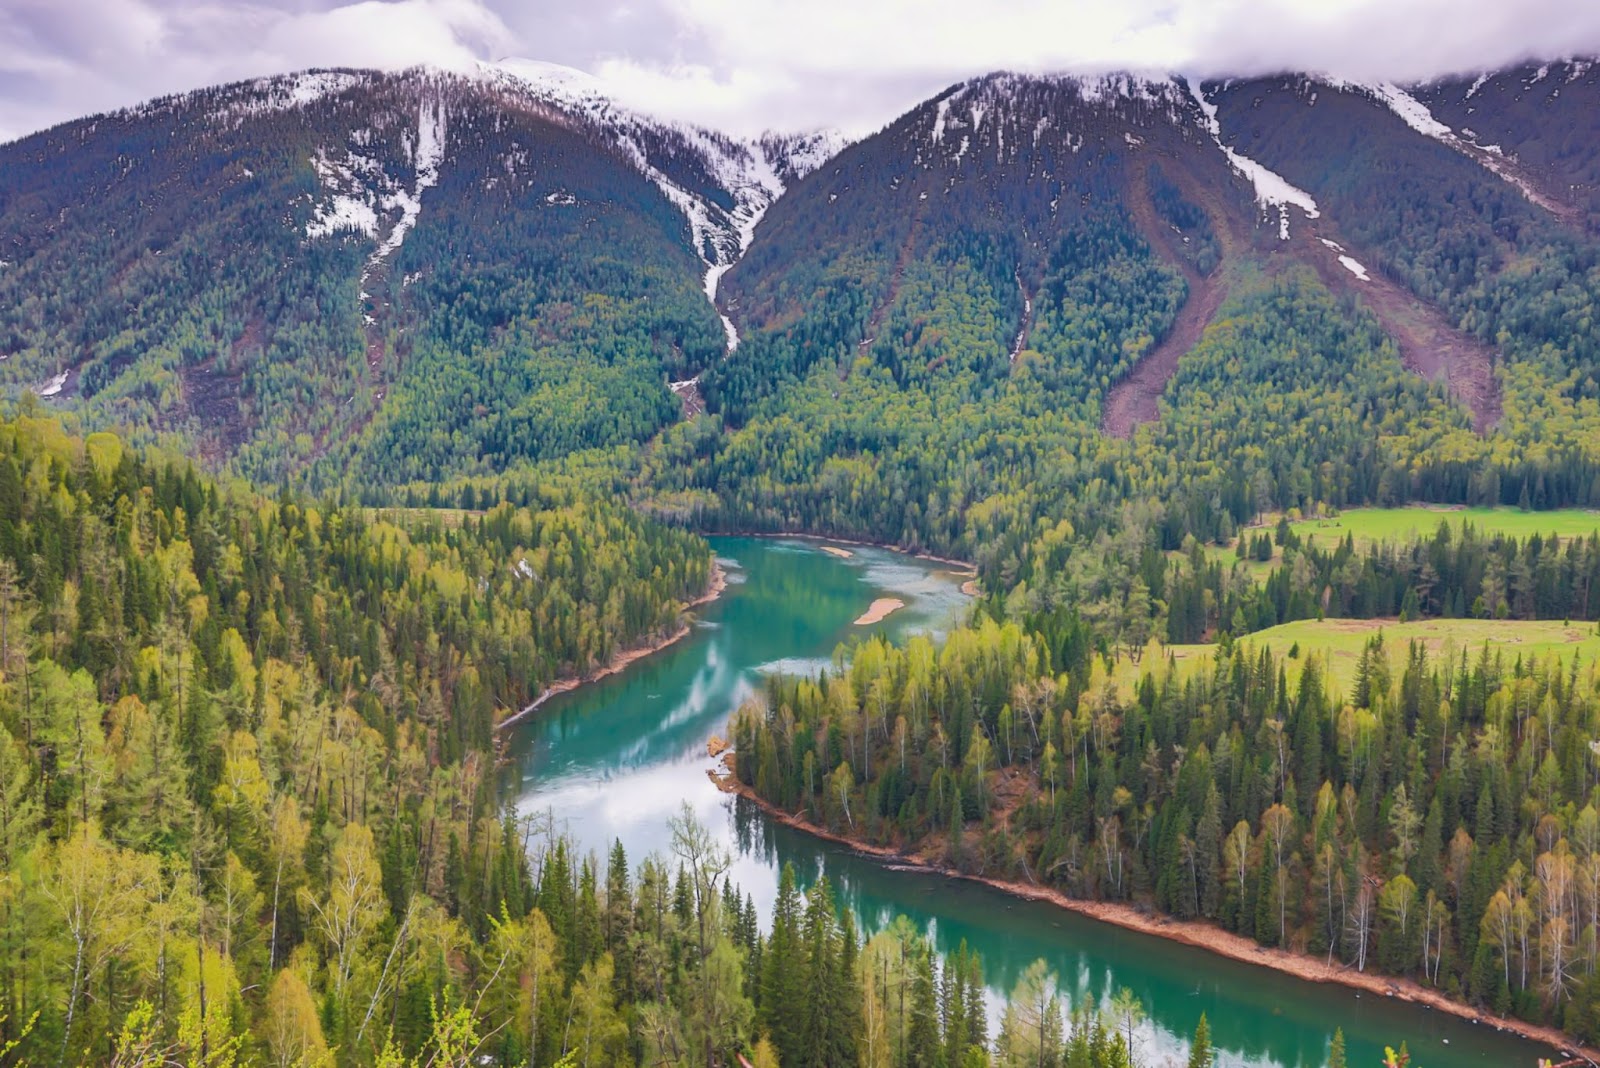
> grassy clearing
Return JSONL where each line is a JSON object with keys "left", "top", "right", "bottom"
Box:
{"left": 1287, "top": 506, "right": 1600, "bottom": 550}
{"left": 1119, "top": 617, "right": 1600, "bottom": 697}
{"left": 1197, "top": 506, "right": 1600, "bottom": 577}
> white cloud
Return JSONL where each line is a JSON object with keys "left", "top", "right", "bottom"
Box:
{"left": 0, "top": 0, "right": 513, "bottom": 142}
{"left": 251, "top": 0, "right": 512, "bottom": 73}
{"left": 586, "top": 0, "right": 1600, "bottom": 134}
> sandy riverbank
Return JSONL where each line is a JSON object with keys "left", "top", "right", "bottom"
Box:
{"left": 710, "top": 770, "right": 1592, "bottom": 1062}
{"left": 855, "top": 597, "right": 905, "bottom": 625}
{"left": 497, "top": 563, "right": 727, "bottom": 730}
{"left": 708, "top": 530, "right": 977, "bottom": 575}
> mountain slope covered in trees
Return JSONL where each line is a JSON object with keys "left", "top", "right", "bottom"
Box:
{"left": 0, "top": 65, "right": 825, "bottom": 487}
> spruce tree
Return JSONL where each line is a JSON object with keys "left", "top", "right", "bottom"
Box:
{"left": 1186, "top": 1012, "right": 1213, "bottom": 1068}
{"left": 907, "top": 944, "right": 942, "bottom": 1068}
{"left": 1327, "top": 1027, "right": 1347, "bottom": 1068}
{"left": 760, "top": 863, "right": 804, "bottom": 1063}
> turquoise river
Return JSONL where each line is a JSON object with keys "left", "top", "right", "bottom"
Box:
{"left": 502, "top": 536, "right": 1556, "bottom": 1068}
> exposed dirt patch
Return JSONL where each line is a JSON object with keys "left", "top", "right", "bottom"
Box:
{"left": 1008, "top": 269, "right": 1034, "bottom": 362}
{"left": 1295, "top": 224, "right": 1502, "bottom": 432}
{"left": 1456, "top": 141, "right": 1581, "bottom": 225}
{"left": 1103, "top": 162, "right": 1229, "bottom": 438}
{"left": 854, "top": 213, "right": 924, "bottom": 375}
{"left": 181, "top": 357, "right": 247, "bottom": 461}
{"left": 1101, "top": 274, "right": 1227, "bottom": 438}
{"left": 307, "top": 241, "right": 413, "bottom": 462}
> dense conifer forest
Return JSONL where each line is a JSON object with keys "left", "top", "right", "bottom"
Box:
{"left": 0, "top": 412, "right": 1190, "bottom": 1066}
{"left": 733, "top": 585, "right": 1600, "bottom": 1042}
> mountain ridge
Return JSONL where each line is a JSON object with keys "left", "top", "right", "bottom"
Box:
{"left": 4, "top": 55, "right": 1599, "bottom": 487}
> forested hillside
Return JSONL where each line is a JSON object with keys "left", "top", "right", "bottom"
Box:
{"left": 636, "top": 66, "right": 1600, "bottom": 660}
{"left": 0, "top": 411, "right": 719, "bottom": 1062}
{"left": 1413, "top": 61, "right": 1600, "bottom": 232}
{"left": 0, "top": 66, "right": 796, "bottom": 487}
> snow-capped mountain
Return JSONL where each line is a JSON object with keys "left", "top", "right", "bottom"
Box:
{"left": 479, "top": 59, "right": 816, "bottom": 349}
{"left": 181, "top": 62, "right": 849, "bottom": 352}
{"left": 3, "top": 57, "right": 1598, "bottom": 483}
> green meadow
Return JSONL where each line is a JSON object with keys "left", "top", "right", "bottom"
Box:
{"left": 1201, "top": 505, "right": 1600, "bottom": 576}
{"left": 1129, "top": 617, "right": 1600, "bottom": 696}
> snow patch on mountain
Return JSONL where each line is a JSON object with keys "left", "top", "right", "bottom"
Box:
{"left": 762, "top": 130, "right": 848, "bottom": 182}
{"left": 365, "top": 99, "right": 445, "bottom": 273}
{"left": 1337, "top": 77, "right": 1566, "bottom": 216}
{"left": 1188, "top": 78, "right": 1319, "bottom": 239}
{"left": 1337, "top": 255, "right": 1370, "bottom": 281}
{"left": 307, "top": 191, "right": 381, "bottom": 239}
{"left": 209, "top": 71, "right": 366, "bottom": 125}
{"left": 692, "top": 135, "right": 789, "bottom": 351}
{"left": 485, "top": 58, "right": 820, "bottom": 354}
{"left": 1326, "top": 79, "right": 1454, "bottom": 140}
{"left": 305, "top": 148, "right": 391, "bottom": 239}
{"left": 931, "top": 98, "right": 953, "bottom": 145}
{"left": 1073, "top": 71, "right": 1184, "bottom": 105}
{"left": 303, "top": 97, "right": 446, "bottom": 274}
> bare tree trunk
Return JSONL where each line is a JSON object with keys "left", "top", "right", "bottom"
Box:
{"left": 61, "top": 934, "right": 85, "bottom": 1066}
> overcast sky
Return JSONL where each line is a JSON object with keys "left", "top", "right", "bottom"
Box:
{"left": 4, "top": 0, "right": 1600, "bottom": 142}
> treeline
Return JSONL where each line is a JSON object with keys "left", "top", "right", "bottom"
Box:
{"left": 1161, "top": 519, "right": 1600, "bottom": 645}
{"left": 732, "top": 612, "right": 1600, "bottom": 1041}
{"left": 0, "top": 413, "right": 714, "bottom": 1063}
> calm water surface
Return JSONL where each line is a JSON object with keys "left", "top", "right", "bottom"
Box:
{"left": 504, "top": 537, "right": 1554, "bottom": 1068}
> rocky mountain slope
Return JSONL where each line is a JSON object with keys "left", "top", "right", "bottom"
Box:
{"left": 4, "top": 58, "right": 1600, "bottom": 489}
{"left": 0, "top": 63, "right": 831, "bottom": 483}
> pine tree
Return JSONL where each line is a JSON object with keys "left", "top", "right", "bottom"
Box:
{"left": 760, "top": 863, "right": 804, "bottom": 1064}
{"left": 1327, "top": 1027, "right": 1347, "bottom": 1068}
{"left": 1196, "top": 783, "right": 1223, "bottom": 918}
{"left": 1186, "top": 1012, "right": 1213, "bottom": 1068}
{"left": 605, "top": 840, "right": 634, "bottom": 956}
{"left": 907, "top": 943, "right": 942, "bottom": 1068}
{"left": 574, "top": 859, "right": 602, "bottom": 971}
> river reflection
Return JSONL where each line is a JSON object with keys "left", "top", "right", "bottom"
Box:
{"left": 504, "top": 537, "right": 1554, "bottom": 1068}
